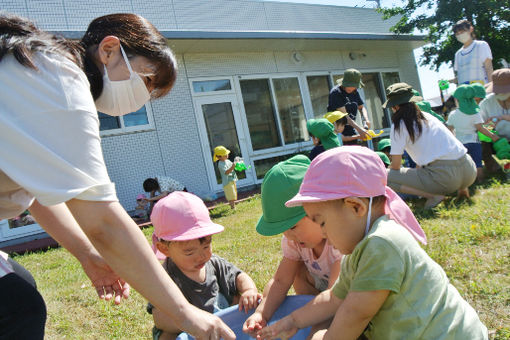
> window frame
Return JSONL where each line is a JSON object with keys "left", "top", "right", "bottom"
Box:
{"left": 234, "top": 73, "right": 313, "bottom": 157}
{"left": 99, "top": 102, "right": 156, "bottom": 137}
{"left": 189, "top": 77, "right": 236, "bottom": 97}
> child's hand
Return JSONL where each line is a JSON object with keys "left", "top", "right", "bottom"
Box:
{"left": 238, "top": 288, "right": 262, "bottom": 313}
{"left": 257, "top": 314, "right": 298, "bottom": 340}
{"left": 243, "top": 311, "right": 267, "bottom": 337}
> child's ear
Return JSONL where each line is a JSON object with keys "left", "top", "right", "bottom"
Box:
{"left": 155, "top": 241, "right": 170, "bottom": 256}
{"left": 343, "top": 197, "right": 368, "bottom": 217}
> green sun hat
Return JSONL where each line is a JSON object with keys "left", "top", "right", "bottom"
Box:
{"left": 471, "top": 82, "right": 487, "bottom": 99}
{"left": 336, "top": 68, "right": 364, "bottom": 88}
{"left": 377, "top": 138, "right": 391, "bottom": 152}
{"left": 453, "top": 84, "right": 479, "bottom": 115}
{"left": 383, "top": 83, "right": 422, "bottom": 108}
{"left": 306, "top": 118, "right": 341, "bottom": 150}
{"left": 256, "top": 155, "right": 310, "bottom": 236}
{"left": 376, "top": 151, "right": 391, "bottom": 166}
{"left": 416, "top": 101, "right": 446, "bottom": 123}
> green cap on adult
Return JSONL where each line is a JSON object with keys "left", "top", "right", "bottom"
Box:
{"left": 256, "top": 155, "right": 310, "bottom": 236}
{"left": 382, "top": 83, "right": 422, "bottom": 108}
{"left": 306, "top": 118, "right": 341, "bottom": 150}
{"left": 336, "top": 68, "right": 364, "bottom": 88}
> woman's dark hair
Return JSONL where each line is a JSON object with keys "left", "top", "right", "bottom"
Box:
{"left": 391, "top": 102, "right": 427, "bottom": 143}
{"left": 453, "top": 19, "right": 475, "bottom": 38}
{"left": 81, "top": 13, "right": 177, "bottom": 100}
{"left": 0, "top": 12, "right": 83, "bottom": 69}
{"left": 0, "top": 12, "right": 177, "bottom": 100}
{"left": 143, "top": 178, "right": 160, "bottom": 192}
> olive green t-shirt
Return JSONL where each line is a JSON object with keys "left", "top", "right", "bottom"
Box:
{"left": 332, "top": 216, "right": 487, "bottom": 340}
{"left": 217, "top": 160, "right": 237, "bottom": 186}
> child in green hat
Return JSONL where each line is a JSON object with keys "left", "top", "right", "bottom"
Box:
{"left": 447, "top": 84, "right": 500, "bottom": 181}
{"left": 243, "top": 155, "right": 342, "bottom": 338}
{"left": 306, "top": 118, "right": 341, "bottom": 161}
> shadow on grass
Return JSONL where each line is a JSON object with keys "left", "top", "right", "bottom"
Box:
{"left": 209, "top": 204, "right": 236, "bottom": 219}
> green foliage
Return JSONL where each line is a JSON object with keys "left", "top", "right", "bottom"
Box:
{"left": 380, "top": 0, "right": 510, "bottom": 70}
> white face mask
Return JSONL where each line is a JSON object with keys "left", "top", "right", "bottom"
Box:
{"left": 95, "top": 45, "right": 151, "bottom": 116}
{"left": 455, "top": 32, "right": 471, "bottom": 44}
{"left": 495, "top": 93, "right": 510, "bottom": 101}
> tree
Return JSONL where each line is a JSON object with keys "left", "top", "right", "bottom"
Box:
{"left": 380, "top": 0, "right": 510, "bottom": 70}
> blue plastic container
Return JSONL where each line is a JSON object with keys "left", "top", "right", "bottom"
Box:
{"left": 176, "top": 295, "right": 314, "bottom": 339}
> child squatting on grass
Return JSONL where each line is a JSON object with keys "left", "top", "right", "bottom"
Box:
{"left": 148, "top": 191, "right": 260, "bottom": 340}
{"left": 257, "top": 147, "right": 488, "bottom": 340}
{"left": 243, "top": 155, "right": 342, "bottom": 338}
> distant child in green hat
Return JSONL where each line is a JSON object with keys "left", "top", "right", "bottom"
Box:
{"left": 377, "top": 138, "right": 391, "bottom": 157}
{"left": 243, "top": 155, "right": 342, "bottom": 338}
{"left": 213, "top": 146, "right": 238, "bottom": 209}
{"left": 327, "top": 68, "right": 371, "bottom": 145}
{"left": 447, "top": 84, "right": 499, "bottom": 181}
{"left": 306, "top": 118, "right": 341, "bottom": 161}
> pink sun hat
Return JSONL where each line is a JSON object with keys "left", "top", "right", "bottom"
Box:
{"left": 151, "top": 191, "right": 224, "bottom": 260}
{"left": 136, "top": 193, "right": 147, "bottom": 200}
{"left": 286, "top": 146, "right": 427, "bottom": 245}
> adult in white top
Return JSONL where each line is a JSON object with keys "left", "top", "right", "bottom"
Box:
{"left": 453, "top": 19, "right": 493, "bottom": 85}
{"left": 384, "top": 83, "right": 476, "bottom": 209}
{"left": 478, "top": 68, "right": 510, "bottom": 172}
{"left": 0, "top": 12, "right": 233, "bottom": 340}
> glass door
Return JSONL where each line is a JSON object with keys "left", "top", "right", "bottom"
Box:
{"left": 194, "top": 95, "right": 254, "bottom": 191}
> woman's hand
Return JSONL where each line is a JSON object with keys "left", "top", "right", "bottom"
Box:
{"left": 80, "top": 251, "right": 130, "bottom": 304}
{"left": 180, "top": 306, "right": 235, "bottom": 340}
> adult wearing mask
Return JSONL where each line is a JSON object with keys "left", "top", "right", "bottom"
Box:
{"left": 0, "top": 13, "right": 233, "bottom": 340}
{"left": 327, "top": 68, "right": 369, "bottom": 144}
{"left": 453, "top": 19, "right": 493, "bottom": 86}
{"left": 479, "top": 69, "right": 510, "bottom": 171}
{"left": 385, "top": 83, "right": 476, "bottom": 209}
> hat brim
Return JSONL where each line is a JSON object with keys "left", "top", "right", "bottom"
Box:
{"left": 336, "top": 78, "right": 365, "bottom": 88}
{"left": 285, "top": 192, "right": 346, "bottom": 207}
{"left": 256, "top": 211, "right": 306, "bottom": 236}
{"left": 487, "top": 81, "right": 510, "bottom": 94}
{"left": 382, "top": 94, "right": 422, "bottom": 109}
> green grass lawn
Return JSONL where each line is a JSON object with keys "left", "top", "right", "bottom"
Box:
{"left": 13, "top": 178, "right": 510, "bottom": 339}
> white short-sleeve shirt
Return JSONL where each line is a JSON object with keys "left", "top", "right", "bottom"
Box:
{"left": 454, "top": 40, "right": 492, "bottom": 85}
{"left": 479, "top": 94, "right": 510, "bottom": 139}
{"left": 390, "top": 112, "right": 467, "bottom": 166}
{"left": 0, "top": 52, "right": 117, "bottom": 219}
{"left": 446, "top": 109, "right": 484, "bottom": 144}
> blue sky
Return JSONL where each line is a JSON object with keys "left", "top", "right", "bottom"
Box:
{"left": 263, "top": 0, "right": 455, "bottom": 100}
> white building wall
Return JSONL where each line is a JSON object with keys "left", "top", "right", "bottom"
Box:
{"left": 12, "top": 0, "right": 399, "bottom": 33}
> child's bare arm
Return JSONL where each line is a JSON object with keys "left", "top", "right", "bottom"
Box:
{"left": 236, "top": 272, "right": 262, "bottom": 313}
{"left": 324, "top": 289, "right": 389, "bottom": 340}
{"left": 243, "top": 257, "right": 300, "bottom": 335}
{"left": 346, "top": 116, "right": 369, "bottom": 140}
{"left": 327, "top": 260, "right": 341, "bottom": 289}
{"left": 475, "top": 123, "right": 500, "bottom": 142}
{"left": 257, "top": 289, "right": 341, "bottom": 340}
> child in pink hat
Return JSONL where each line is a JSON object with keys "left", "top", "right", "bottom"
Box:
{"left": 148, "top": 191, "right": 261, "bottom": 340}
{"left": 258, "top": 146, "right": 488, "bottom": 340}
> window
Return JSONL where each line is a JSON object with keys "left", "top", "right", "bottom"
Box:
{"left": 253, "top": 152, "right": 301, "bottom": 179}
{"left": 240, "top": 79, "right": 281, "bottom": 150}
{"left": 99, "top": 104, "right": 153, "bottom": 135}
{"left": 273, "top": 78, "right": 308, "bottom": 144}
{"left": 306, "top": 75, "right": 332, "bottom": 118}
{"left": 192, "top": 79, "right": 232, "bottom": 93}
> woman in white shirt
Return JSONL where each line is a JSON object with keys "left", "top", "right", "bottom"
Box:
{"left": 384, "top": 83, "right": 477, "bottom": 209}
{"left": 453, "top": 19, "right": 493, "bottom": 85}
{"left": 0, "top": 13, "right": 233, "bottom": 340}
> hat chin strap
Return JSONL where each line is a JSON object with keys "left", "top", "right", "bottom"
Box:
{"left": 364, "top": 196, "right": 373, "bottom": 237}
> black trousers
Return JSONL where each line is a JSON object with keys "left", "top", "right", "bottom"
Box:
{"left": 0, "top": 258, "right": 46, "bottom": 340}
